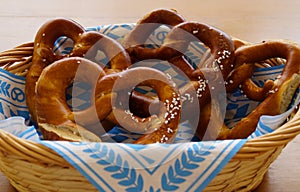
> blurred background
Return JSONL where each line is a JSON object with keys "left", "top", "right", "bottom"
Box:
{"left": 1, "top": 0, "right": 300, "bottom": 51}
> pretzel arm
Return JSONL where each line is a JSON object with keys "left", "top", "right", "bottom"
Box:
{"left": 35, "top": 57, "right": 106, "bottom": 141}
{"left": 123, "top": 8, "right": 186, "bottom": 61}
{"left": 218, "top": 40, "right": 300, "bottom": 139}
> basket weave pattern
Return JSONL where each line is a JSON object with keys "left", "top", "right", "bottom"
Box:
{"left": 0, "top": 43, "right": 299, "bottom": 192}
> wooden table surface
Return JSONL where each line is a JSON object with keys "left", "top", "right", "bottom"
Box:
{"left": 0, "top": 0, "right": 299, "bottom": 191}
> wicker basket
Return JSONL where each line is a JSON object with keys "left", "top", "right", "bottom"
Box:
{"left": 0, "top": 42, "right": 299, "bottom": 192}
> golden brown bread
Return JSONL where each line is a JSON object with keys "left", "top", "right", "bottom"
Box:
{"left": 217, "top": 40, "right": 300, "bottom": 139}
{"left": 123, "top": 40, "right": 300, "bottom": 140}
{"left": 104, "top": 67, "right": 182, "bottom": 144}
{"left": 26, "top": 18, "right": 85, "bottom": 123}
{"left": 124, "top": 19, "right": 236, "bottom": 140}
{"left": 26, "top": 12, "right": 300, "bottom": 143}
{"left": 122, "top": 8, "right": 186, "bottom": 61}
{"left": 225, "top": 39, "right": 275, "bottom": 101}
{"left": 36, "top": 57, "right": 106, "bottom": 141}
{"left": 163, "top": 21, "right": 235, "bottom": 79}
{"left": 26, "top": 18, "right": 132, "bottom": 124}
{"left": 35, "top": 55, "right": 182, "bottom": 143}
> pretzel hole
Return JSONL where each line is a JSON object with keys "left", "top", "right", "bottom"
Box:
{"left": 185, "top": 43, "right": 212, "bottom": 68}
{"left": 245, "top": 60, "right": 284, "bottom": 89}
{"left": 129, "top": 86, "right": 161, "bottom": 118}
{"left": 145, "top": 28, "right": 168, "bottom": 48}
{"left": 130, "top": 24, "right": 171, "bottom": 50}
{"left": 53, "top": 36, "right": 75, "bottom": 56}
{"left": 93, "top": 51, "right": 110, "bottom": 68}
{"left": 66, "top": 81, "right": 92, "bottom": 111}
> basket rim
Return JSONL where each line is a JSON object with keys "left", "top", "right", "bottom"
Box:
{"left": 0, "top": 101, "right": 299, "bottom": 157}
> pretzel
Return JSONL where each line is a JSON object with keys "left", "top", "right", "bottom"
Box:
{"left": 225, "top": 39, "right": 275, "bottom": 101}
{"left": 36, "top": 57, "right": 106, "bottom": 141}
{"left": 101, "top": 67, "right": 182, "bottom": 144}
{"left": 167, "top": 56, "right": 227, "bottom": 139}
{"left": 160, "top": 21, "right": 235, "bottom": 79}
{"left": 127, "top": 21, "right": 235, "bottom": 101}
{"left": 35, "top": 56, "right": 181, "bottom": 143}
{"left": 123, "top": 58, "right": 229, "bottom": 140}
{"left": 217, "top": 40, "right": 300, "bottom": 139}
{"left": 129, "top": 21, "right": 235, "bottom": 132}
{"left": 122, "top": 8, "right": 186, "bottom": 61}
{"left": 124, "top": 21, "right": 236, "bottom": 140}
{"left": 26, "top": 18, "right": 131, "bottom": 123}
{"left": 26, "top": 18, "right": 83, "bottom": 123}
{"left": 127, "top": 18, "right": 235, "bottom": 90}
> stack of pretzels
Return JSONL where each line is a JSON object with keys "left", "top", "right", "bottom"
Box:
{"left": 25, "top": 9, "right": 300, "bottom": 144}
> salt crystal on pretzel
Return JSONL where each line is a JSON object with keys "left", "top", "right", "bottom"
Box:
{"left": 102, "top": 67, "right": 182, "bottom": 144}
{"left": 36, "top": 57, "right": 182, "bottom": 143}
{"left": 26, "top": 18, "right": 132, "bottom": 124}
{"left": 218, "top": 40, "right": 300, "bottom": 139}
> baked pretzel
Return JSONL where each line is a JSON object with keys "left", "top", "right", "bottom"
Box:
{"left": 167, "top": 56, "right": 228, "bottom": 139}
{"left": 36, "top": 57, "right": 181, "bottom": 143}
{"left": 26, "top": 18, "right": 131, "bottom": 123}
{"left": 217, "top": 40, "right": 300, "bottom": 139}
{"left": 36, "top": 57, "right": 106, "bottom": 141}
{"left": 126, "top": 20, "right": 236, "bottom": 137}
{"left": 26, "top": 18, "right": 84, "bottom": 123}
{"left": 225, "top": 39, "right": 275, "bottom": 101}
{"left": 161, "top": 21, "right": 236, "bottom": 79}
{"left": 100, "top": 67, "right": 182, "bottom": 144}
{"left": 128, "top": 21, "right": 235, "bottom": 106}
{"left": 122, "top": 8, "right": 186, "bottom": 61}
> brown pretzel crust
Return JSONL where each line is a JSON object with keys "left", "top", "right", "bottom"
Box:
{"left": 164, "top": 21, "right": 235, "bottom": 79}
{"left": 36, "top": 57, "right": 106, "bottom": 141}
{"left": 35, "top": 55, "right": 181, "bottom": 143}
{"left": 26, "top": 18, "right": 85, "bottom": 123}
{"left": 240, "top": 79, "right": 275, "bottom": 101}
{"left": 217, "top": 40, "right": 300, "bottom": 139}
{"left": 97, "top": 67, "right": 182, "bottom": 144}
{"left": 26, "top": 14, "right": 300, "bottom": 143}
{"left": 124, "top": 21, "right": 236, "bottom": 140}
{"left": 26, "top": 18, "right": 132, "bottom": 124}
{"left": 122, "top": 8, "right": 186, "bottom": 61}
{"left": 225, "top": 39, "right": 275, "bottom": 101}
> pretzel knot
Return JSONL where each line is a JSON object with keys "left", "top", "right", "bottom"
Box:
{"left": 225, "top": 39, "right": 275, "bottom": 101}
{"left": 105, "top": 66, "right": 182, "bottom": 144}
{"left": 25, "top": 18, "right": 131, "bottom": 123}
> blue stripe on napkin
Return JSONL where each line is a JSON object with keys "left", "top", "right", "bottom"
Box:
{"left": 0, "top": 116, "right": 39, "bottom": 141}
{"left": 40, "top": 139, "right": 247, "bottom": 192}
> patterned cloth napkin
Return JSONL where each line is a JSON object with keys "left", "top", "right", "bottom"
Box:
{"left": 0, "top": 23, "right": 299, "bottom": 191}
